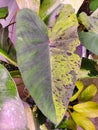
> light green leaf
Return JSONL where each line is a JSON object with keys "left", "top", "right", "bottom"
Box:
{"left": 70, "top": 80, "right": 84, "bottom": 102}
{"left": 0, "top": 64, "right": 28, "bottom": 130}
{"left": 90, "top": 0, "right": 98, "bottom": 12}
{"left": 78, "top": 12, "right": 98, "bottom": 33}
{"left": 73, "top": 101, "right": 98, "bottom": 118}
{"left": 71, "top": 112, "right": 95, "bottom": 130}
{"left": 80, "top": 84, "right": 97, "bottom": 101}
{"left": 79, "top": 32, "right": 98, "bottom": 55}
{"left": 0, "top": 7, "right": 8, "bottom": 19}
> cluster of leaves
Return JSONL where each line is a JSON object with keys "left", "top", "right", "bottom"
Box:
{"left": 0, "top": 0, "right": 98, "bottom": 130}
{"left": 58, "top": 81, "right": 98, "bottom": 130}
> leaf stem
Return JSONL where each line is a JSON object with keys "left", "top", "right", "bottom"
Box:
{"left": 0, "top": 49, "right": 18, "bottom": 67}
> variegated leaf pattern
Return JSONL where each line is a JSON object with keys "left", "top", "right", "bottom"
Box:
{"left": 48, "top": 4, "right": 81, "bottom": 123}
{"left": 16, "top": 5, "right": 82, "bottom": 125}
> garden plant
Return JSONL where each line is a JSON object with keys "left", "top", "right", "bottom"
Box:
{"left": 0, "top": 0, "right": 98, "bottom": 130}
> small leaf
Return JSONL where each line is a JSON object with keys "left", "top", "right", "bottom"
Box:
{"left": 78, "top": 12, "right": 90, "bottom": 30}
{"left": 90, "top": 0, "right": 98, "bottom": 12}
{"left": 71, "top": 112, "right": 95, "bottom": 130}
{"left": 78, "top": 12, "right": 98, "bottom": 33}
{"left": 67, "top": 117, "right": 77, "bottom": 130}
{"left": 79, "top": 32, "right": 98, "bottom": 55}
{"left": 57, "top": 117, "right": 76, "bottom": 130}
{"left": 73, "top": 101, "right": 98, "bottom": 118}
{"left": 80, "top": 84, "right": 97, "bottom": 101}
{"left": 57, "top": 119, "right": 68, "bottom": 129}
{"left": 0, "top": 7, "right": 8, "bottom": 19}
{"left": 70, "top": 80, "right": 84, "bottom": 102}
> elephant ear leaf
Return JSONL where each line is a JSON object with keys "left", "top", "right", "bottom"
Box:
{"left": 48, "top": 4, "right": 82, "bottom": 123}
{"left": 16, "top": 8, "right": 56, "bottom": 124}
{"left": 0, "top": 64, "right": 28, "bottom": 130}
{"left": 16, "top": 6, "right": 81, "bottom": 125}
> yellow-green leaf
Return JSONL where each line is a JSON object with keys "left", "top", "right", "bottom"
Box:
{"left": 73, "top": 101, "right": 98, "bottom": 118}
{"left": 80, "top": 84, "right": 97, "bottom": 101}
{"left": 71, "top": 112, "right": 95, "bottom": 130}
{"left": 49, "top": 4, "right": 81, "bottom": 124}
{"left": 70, "top": 80, "right": 84, "bottom": 102}
{"left": 78, "top": 12, "right": 98, "bottom": 33}
{"left": 67, "top": 117, "right": 77, "bottom": 130}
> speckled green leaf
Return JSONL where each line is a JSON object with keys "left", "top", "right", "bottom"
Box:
{"left": 16, "top": 9, "right": 56, "bottom": 124}
{"left": 49, "top": 4, "right": 81, "bottom": 123}
{"left": 0, "top": 64, "right": 28, "bottom": 130}
{"left": 16, "top": 6, "right": 81, "bottom": 124}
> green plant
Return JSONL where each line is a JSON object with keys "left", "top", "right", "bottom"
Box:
{"left": 0, "top": 0, "right": 98, "bottom": 130}
{"left": 57, "top": 80, "right": 98, "bottom": 130}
